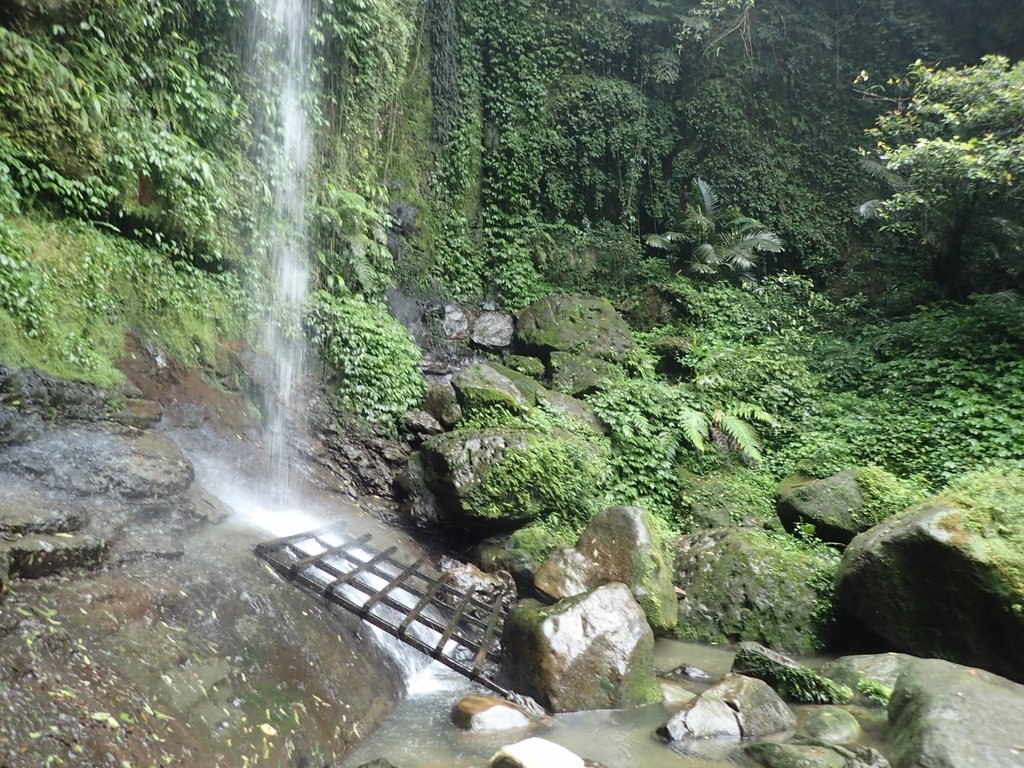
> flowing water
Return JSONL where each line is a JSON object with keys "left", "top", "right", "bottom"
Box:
{"left": 252, "top": 0, "right": 313, "bottom": 509}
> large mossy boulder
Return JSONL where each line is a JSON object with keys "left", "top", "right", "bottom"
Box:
{"left": 516, "top": 295, "right": 635, "bottom": 364}
{"left": 681, "top": 468, "right": 779, "bottom": 531}
{"left": 534, "top": 506, "right": 677, "bottom": 631}
{"left": 501, "top": 584, "right": 661, "bottom": 712}
{"left": 672, "top": 529, "right": 839, "bottom": 654}
{"left": 886, "top": 658, "right": 1024, "bottom": 768}
{"left": 835, "top": 466, "right": 1024, "bottom": 682}
{"left": 777, "top": 468, "right": 922, "bottom": 546}
{"left": 417, "top": 428, "right": 604, "bottom": 530}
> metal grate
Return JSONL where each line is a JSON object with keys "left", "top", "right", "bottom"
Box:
{"left": 255, "top": 525, "right": 515, "bottom": 699}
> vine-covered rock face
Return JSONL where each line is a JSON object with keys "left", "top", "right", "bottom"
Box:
{"left": 886, "top": 658, "right": 1024, "bottom": 768}
{"left": 836, "top": 470, "right": 1024, "bottom": 682}
{"left": 516, "top": 295, "right": 636, "bottom": 364}
{"left": 417, "top": 427, "right": 602, "bottom": 530}
{"left": 501, "top": 584, "right": 661, "bottom": 713}
{"left": 671, "top": 529, "right": 839, "bottom": 654}
{"left": 533, "top": 505, "right": 677, "bottom": 631}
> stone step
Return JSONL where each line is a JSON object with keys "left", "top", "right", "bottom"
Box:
{"left": 2, "top": 533, "right": 108, "bottom": 579}
{"left": 0, "top": 486, "right": 89, "bottom": 535}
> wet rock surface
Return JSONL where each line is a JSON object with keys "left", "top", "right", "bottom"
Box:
{"left": 0, "top": 368, "right": 409, "bottom": 767}
{"left": 490, "top": 737, "right": 586, "bottom": 768}
{"left": 659, "top": 674, "right": 796, "bottom": 742}
{"left": 732, "top": 643, "right": 853, "bottom": 705}
{"left": 886, "top": 658, "right": 1024, "bottom": 768}
{"left": 501, "top": 584, "right": 661, "bottom": 713}
{"left": 452, "top": 695, "right": 536, "bottom": 732}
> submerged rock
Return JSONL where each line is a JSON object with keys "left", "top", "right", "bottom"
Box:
{"left": 534, "top": 505, "right": 677, "bottom": 631}
{"left": 516, "top": 295, "right": 635, "bottom": 364}
{"left": 746, "top": 742, "right": 846, "bottom": 768}
{"left": 501, "top": 584, "right": 661, "bottom": 712}
{"left": 452, "top": 696, "right": 535, "bottom": 732}
{"left": 836, "top": 470, "right": 1024, "bottom": 681}
{"left": 672, "top": 529, "right": 839, "bottom": 654}
{"left": 802, "top": 707, "right": 861, "bottom": 745}
{"left": 732, "top": 643, "right": 853, "bottom": 705}
{"left": 887, "top": 658, "right": 1024, "bottom": 768}
{"left": 490, "top": 737, "right": 585, "bottom": 768}
{"left": 659, "top": 674, "right": 795, "bottom": 743}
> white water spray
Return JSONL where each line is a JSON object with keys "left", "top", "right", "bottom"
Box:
{"left": 255, "top": 0, "right": 313, "bottom": 508}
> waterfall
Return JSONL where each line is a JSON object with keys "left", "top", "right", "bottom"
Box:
{"left": 253, "top": 0, "right": 313, "bottom": 508}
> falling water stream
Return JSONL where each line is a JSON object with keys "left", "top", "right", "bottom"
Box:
{"left": 255, "top": 0, "right": 313, "bottom": 509}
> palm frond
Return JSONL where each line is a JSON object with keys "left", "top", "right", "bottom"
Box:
{"left": 858, "top": 200, "right": 883, "bottom": 219}
{"left": 695, "top": 178, "right": 720, "bottom": 220}
{"left": 859, "top": 156, "right": 910, "bottom": 191}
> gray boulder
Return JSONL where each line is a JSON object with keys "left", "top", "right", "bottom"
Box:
{"left": 821, "top": 653, "right": 914, "bottom": 707}
{"left": 836, "top": 483, "right": 1024, "bottom": 682}
{"left": 534, "top": 506, "right": 677, "bottom": 631}
{"left": 747, "top": 741, "right": 890, "bottom": 768}
{"left": 472, "top": 311, "right": 515, "bottom": 350}
{"left": 501, "top": 584, "right": 661, "bottom": 712}
{"left": 516, "top": 295, "right": 635, "bottom": 364}
{"left": 659, "top": 674, "right": 795, "bottom": 742}
{"left": 672, "top": 529, "right": 839, "bottom": 654}
{"left": 489, "top": 737, "right": 585, "bottom": 768}
{"left": 887, "top": 658, "right": 1024, "bottom": 768}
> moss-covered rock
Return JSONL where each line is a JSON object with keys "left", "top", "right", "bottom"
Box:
{"left": 836, "top": 465, "right": 1024, "bottom": 682}
{"left": 745, "top": 742, "right": 845, "bottom": 768}
{"left": 451, "top": 363, "right": 535, "bottom": 415}
{"left": 423, "top": 382, "right": 462, "bottom": 429}
{"left": 801, "top": 707, "right": 861, "bottom": 745}
{"left": 732, "top": 643, "right": 853, "bottom": 704}
{"left": 533, "top": 506, "right": 677, "bottom": 631}
{"left": 516, "top": 295, "right": 635, "bottom": 364}
{"left": 672, "top": 529, "right": 839, "bottom": 654}
{"left": 549, "top": 351, "right": 625, "bottom": 396}
{"left": 534, "top": 388, "right": 608, "bottom": 435}
{"left": 821, "top": 653, "right": 912, "bottom": 708}
{"left": 420, "top": 428, "right": 605, "bottom": 529}
{"left": 776, "top": 467, "right": 923, "bottom": 545}
{"left": 0, "top": 547, "right": 10, "bottom": 604}
{"left": 501, "top": 584, "right": 661, "bottom": 712}
{"left": 504, "top": 355, "right": 547, "bottom": 380}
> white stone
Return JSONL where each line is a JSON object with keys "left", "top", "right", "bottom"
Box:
{"left": 489, "top": 737, "right": 586, "bottom": 768}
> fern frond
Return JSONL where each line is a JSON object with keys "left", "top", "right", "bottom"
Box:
{"left": 859, "top": 156, "right": 910, "bottom": 191}
{"left": 677, "top": 408, "right": 710, "bottom": 452}
{"left": 714, "top": 410, "right": 763, "bottom": 463}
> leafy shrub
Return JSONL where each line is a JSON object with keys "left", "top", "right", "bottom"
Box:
{"left": 305, "top": 289, "right": 425, "bottom": 427}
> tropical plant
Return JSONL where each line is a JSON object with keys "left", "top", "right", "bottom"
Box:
{"left": 647, "top": 178, "right": 783, "bottom": 284}
{"left": 859, "top": 56, "right": 1024, "bottom": 297}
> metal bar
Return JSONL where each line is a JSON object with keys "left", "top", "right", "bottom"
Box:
{"left": 434, "top": 591, "right": 473, "bottom": 657}
{"left": 288, "top": 534, "right": 372, "bottom": 575}
{"left": 397, "top": 577, "right": 447, "bottom": 637}
{"left": 254, "top": 523, "right": 348, "bottom": 555}
{"left": 359, "top": 557, "right": 426, "bottom": 617}
{"left": 472, "top": 596, "right": 505, "bottom": 676}
{"left": 324, "top": 546, "right": 398, "bottom": 595}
